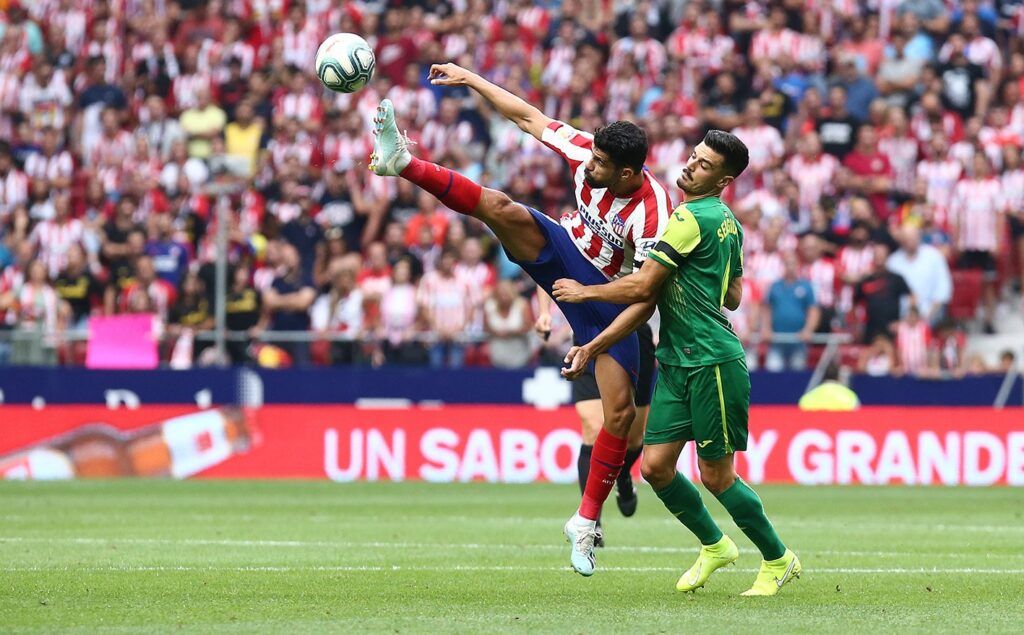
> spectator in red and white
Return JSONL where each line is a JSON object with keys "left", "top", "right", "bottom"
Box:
{"left": 786, "top": 131, "right": 839, "bottom": 218}
{"left": 15, "top": 259, "right": 61, "bottom": 336}
{"left": 357, "top": 241, "right": 391, "bottom": 330}
{"left": 418, "top": 249, "right": 473, "bottom": 369}
{"left": 952, "top": 152, "right": 1005, "bottom": 332}
{"left": 837, "top": 221, "right": 878, "bottom": 315}
{"left": 19, "top": 58, "right": 72, "bottom": 132}
{"left": 895, "top": 305, "right": 936, "bottom": 378}
{"left": 916, "top": 133, "right": 963, "bottom": 228}
{"left": 609, "top": 15, "right": 666, "bottom": 89}
{"left": 421, "top": 98, "right": 475, "bottom": 160}
{"left": 750, "top": 6, "right": 800, "bottom": 77}
{"left": 732, "top": 99, "right": 785, "bottom": 199}
{"left": 118, "top": 255, "right": 176, "bottom": 322}
{"left": 0, "top": 142, "right": 29, "bottom": 219}
{"left": 799, "top": 234, "right": 838, "bottom": 331}
{"left": 878, "top": 106, "right": 919, "bottom": 196}
{"left": 390, "top": 64, "right": 437, "bottom": 128}
{"left": 454, "top": 236, "right": 495, "bottom": 337}
{"left": 27, "top": 191, "right": 83, "bottom": 279}
{"left": 87, "top": 107, "right": 134, "bottom": 179}
{"left": 1001, "top": 145, "right": 1024, "bottom": 300}
{"left": 886, "top": 224, "right": 952, "bottom": 325}
{"left": 378, "top": 257, "right": 423, "bottom": 365}
{"left": 274, "top": 67, "right": 323, "bottom": 133}
{"left": 746, "top": 220, "right": 788, "bottom": 297}
{"left": 723, "top": 275, "right": 762, "bottom": 371}
{"left": 310, "top": 260, "right": 364, "bottom": 365}
{"left": 932, "top": 318, "right": 969, "bottom": 378}
{"left": 23, "top": 128, "right": 74, "bottom": 191}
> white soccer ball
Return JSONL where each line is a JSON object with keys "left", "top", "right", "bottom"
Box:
{"left": 315, "top": 33, "right": 376, "bottom": 94}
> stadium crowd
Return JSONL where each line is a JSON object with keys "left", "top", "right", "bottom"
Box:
{"left": 0, "top": 0, "right": 1022, "bottom": 375}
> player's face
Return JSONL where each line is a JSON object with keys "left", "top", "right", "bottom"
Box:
{"left": 583, "top": 148, "right": 621, "bottom": 189}
{"left": 677, "top": 142, "right": 732, "bottom": 195}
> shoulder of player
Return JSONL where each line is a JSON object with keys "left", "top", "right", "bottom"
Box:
{"left": 544, "top": 120, "right": 593, "bottom": 144}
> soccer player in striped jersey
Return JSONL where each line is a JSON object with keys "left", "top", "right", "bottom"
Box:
{"left": 369, "top": 62, "right": 671, "bottom": 577}
{"left": 553, "top": 131, "right": 800, "bottom": 596}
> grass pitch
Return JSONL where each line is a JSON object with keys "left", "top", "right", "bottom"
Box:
{"left": 1, "top": 481, "right": 1023, "bottom": 633}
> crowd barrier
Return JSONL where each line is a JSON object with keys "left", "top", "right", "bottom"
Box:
{"left": 0, "top": 367, "right": 1021, "bottom": 407}
{"left": 1, "top": 405, "right": 1021, "bottom": 486}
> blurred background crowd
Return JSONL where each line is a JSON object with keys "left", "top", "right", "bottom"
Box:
{"left": 0, "top": 0, "right": 1022, "bottom": 376}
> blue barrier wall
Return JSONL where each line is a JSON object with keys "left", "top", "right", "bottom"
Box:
{"left": 0, "top": 367, "right": 1020, "bottom": 406}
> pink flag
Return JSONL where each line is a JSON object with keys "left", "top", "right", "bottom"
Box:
{"left": 86, "top": 314, "right": 160, "bottom": 369}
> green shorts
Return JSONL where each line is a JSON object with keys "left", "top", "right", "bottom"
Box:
{"left": 644, "top": 358, "right": 750, "bottom": 459}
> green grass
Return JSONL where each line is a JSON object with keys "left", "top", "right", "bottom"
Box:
{"left": 1, "top": 481, "right": 1023, "bottom": 633}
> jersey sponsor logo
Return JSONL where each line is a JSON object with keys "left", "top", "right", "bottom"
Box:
{"left": 575, "top": 206, "right": 625, "bottom": 250}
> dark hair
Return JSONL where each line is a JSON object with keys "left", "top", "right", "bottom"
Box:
{"left": 824, "top": 363, "right": 842, "bottom": 382}
{"left": 702, "top": 129, "right": 749, "bottom": 177}
{"left": 593, "top": 121, "right": 648, "bottom": 172}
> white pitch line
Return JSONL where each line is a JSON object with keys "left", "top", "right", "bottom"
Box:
{"left": 3, "top": 564, "right": 1024, "bottom": 575}
{"left": 3, "top": 536, "right": 1022, "bottom": 561}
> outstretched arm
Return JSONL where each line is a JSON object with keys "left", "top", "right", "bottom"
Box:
{"left": 552, "top": 257, "right": 672, "bottom": 305}
{"left": 429, "top": 63, "right": 553, "bottom": 140}
{"left": 561, "top": 299, "right": 657, "bottom": 379}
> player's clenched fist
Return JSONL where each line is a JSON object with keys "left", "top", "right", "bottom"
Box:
{"left": 429, "top": 63, "right": 477, "bottom": 86}
{"left": 561, "top": 345, "right": 593, "bottom": 379}
{"left": 552, "top": 278, "right": 587, "bottom": 303}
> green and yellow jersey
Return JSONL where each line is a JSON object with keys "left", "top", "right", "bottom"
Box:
{"left": 647, "top": 196, "right": 745, "bottom": 368}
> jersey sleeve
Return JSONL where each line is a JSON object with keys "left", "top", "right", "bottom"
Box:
{"left": 648, "top": 204, "right": 700, "bottom": 271}
{"left": 628, "top": 187, "right": 670, "bottom": 268}
{"left": 539, "top": 120, "right": 593, "bottom": 167}
{"left": 731, "top": 221, "right": 744, "bottom": 279}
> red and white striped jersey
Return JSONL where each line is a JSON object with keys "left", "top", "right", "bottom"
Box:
{"left": 750, "top": 28, "right": 801, "bottom": 61}
{"left": 539, "top": 120, "right": 672, "bottom": 280}
{"left": 837, "top": 244, "right": 875, "bottom": 312}
{"left": 389, "top": 85, "right": 437, "bottom": 126}
{"left": 785, "top": 153, "right": 839, "bottom": 213}
{"left": 951, "top": 178, "right": 1004, "bottom": 252}
{"left": 278, "top": 19, "right": 323, "bottom": 70}
{"left": 897, "top": 319, "right": 931, "bottom": 376}
{"left": 916, "top": 159, "right": 962, "bottom": 225}
{"left": 0, "top": 169, "right": 30, "bottom": 215}
{"left": 801, "top": 257, "right": 837, "bottom": 308}
{"left": 1001, "top": 168, "right": 1024, "bottom": 214}
{"left": 19, "top": 70, "right": 73, "bottom": 130}
{"left": 417, "top": 271, "right": 472, "bottom": 334}
{"left": 608, "top": 37, "right": 667, "bottom": 85}
{"left": 878, "top": 135, "right": 918, "bottom": 192}
{"left": 420, "top": 120, "right": 474, "bottom": 159}
{"left": 29, "top": 219, "right": 85, "bottom": 279}
{"left": 723, "top": 276, "right": 762, "bottom": 341}
{"left": 746, "top": 249, "right": 785, "bottom": 297}
{"left": 266, "top": 136, "right": 316, "bottom": 170}
{"left": 275, "top": 90, "right": 323, "bottom": 124}
{"left": 321, "top": 132, "right": 372, "bottom": 171}
{"left": 733, "top": 124, "right": 784, "bottom": 172}
{"left": 172, "top": 73, "right": 214, "bottom": 112}
{"left": 87, "top": 130, "right": 135, "bottom": 169}
{"left": 23, "top": 151, "right": 74, "bottom": 184}
{"left": 938, "top": 36, "right": 1003, "bottom": 75}
{"left": 16, "top": 284, "right": 60, "bottom": 332}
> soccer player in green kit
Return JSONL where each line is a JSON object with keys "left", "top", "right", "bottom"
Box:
{"left": 552, "top": 130, "right": 800, "bottom": 596}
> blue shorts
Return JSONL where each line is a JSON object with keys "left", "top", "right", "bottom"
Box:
{"left": 506, "top": 206, "right": 640, "bottom": 387}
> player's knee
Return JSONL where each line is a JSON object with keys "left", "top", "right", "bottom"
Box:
{"left": 484, "top": 190, "right": 517, "bottom": 218}
{"left": 603, "top": 402, "right": 635, "bottom": 437}
{"left": 698, "top": 467, "right": 735, "bottom": 496}
{"left": 640, "top": 456, "right": 673, "bottom": 489}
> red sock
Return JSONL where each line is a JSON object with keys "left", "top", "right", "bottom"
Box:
{"left": 400, "top": 156, "right": 482, "bottom": 216}
{"left": 578, "top": 429, "right": 628, "bottom": 520}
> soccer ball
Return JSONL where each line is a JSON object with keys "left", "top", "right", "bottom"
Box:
{"left": 315, "top": 33, "right": 375, "bottom": 94}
